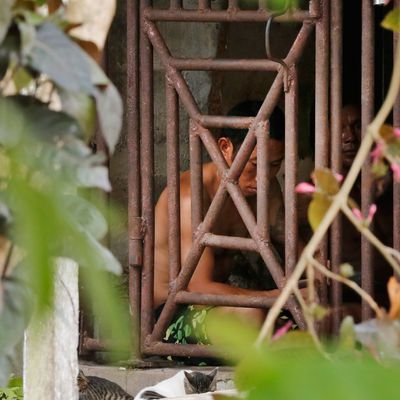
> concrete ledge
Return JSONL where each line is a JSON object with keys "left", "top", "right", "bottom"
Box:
{"left": 79, "top": 364, "right": 235, "bottom": 397}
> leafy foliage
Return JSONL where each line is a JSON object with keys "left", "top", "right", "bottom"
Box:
{"left": 0, "top": 0, "right": 130, "bottom": 386}
{"left": 381, "top": 8, "right": 400, "bottom": 32}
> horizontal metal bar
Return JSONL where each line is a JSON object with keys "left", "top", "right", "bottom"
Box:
{"left": 144, "top": 8, "right": 317, "bottom": 23}
{"left": 143, "top": 341, "right": 217, "bottom": 358}
{"left": 199, "top": 115, "right": 253, "bottom": 129}
{"left": 175, "top": 290, "right": 280, "bottom": 308}
{"left": 169, "top": 58, "right": 280, "bottom": 71}
{"left": 201, "top": 233, "right": 258, "bottom": 251}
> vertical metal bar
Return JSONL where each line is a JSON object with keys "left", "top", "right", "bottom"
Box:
{"left": 393, "top": 0, "right": 400, "bottom": 257}
{"left": 190, "top": 121, "right": 203, "bottom": 238}
{"left": 127, "top": 0, "right": 141, "bottom": 357}
{"left": 330, "top": 0, "right": 343, "bottom": 332}
{"left": 166, "top": 82, "right": 181, "bottom": 283}
{"left": 285, "top": 67, "right": 298, "bottom": 276}
{"left": 170, "top": 0, "right": 182, "bottom": 9}
{"left": 198, "top": 0, "right": 211, "bottom": 10}
{"left": 361, "top": 0, "right": 375, "bottom": 320}
{"left": 257, "top": 121, "right": 270, "bottom": 240}
{"left": 314, "top": 0, "right": 329, "bottom": 306}
{"left": 140, "top": 0, "right": 155, "bottom": 346}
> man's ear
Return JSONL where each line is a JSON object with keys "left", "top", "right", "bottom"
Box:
{"left": 218, "top": 137, "right": 234, "bottom": 165}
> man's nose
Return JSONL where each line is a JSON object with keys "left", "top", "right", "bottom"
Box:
{"left": 342, "top": 126, "right": 356, "bottom": 143}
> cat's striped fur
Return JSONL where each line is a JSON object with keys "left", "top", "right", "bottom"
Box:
{"left": 78, "top": 370, "right": 133, "bottom": 400}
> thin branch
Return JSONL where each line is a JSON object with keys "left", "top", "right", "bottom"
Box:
{"left": 256, "top": 36, "right": 400, "bottom": 345}
{"left": 292, "top": 285, "right": 328, "bottom": 357}
{"left": 309, "top": 258, "right": 384, "bottom": 319}
{"left": 341, "top": 202, "right": 400, "bottom": 276}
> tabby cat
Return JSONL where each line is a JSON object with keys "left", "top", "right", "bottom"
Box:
{"left": 134, "top": 368, "right": 218, "bottom": 400}
{"left": 78, "top": 370, "right": 134, "bottom": 400}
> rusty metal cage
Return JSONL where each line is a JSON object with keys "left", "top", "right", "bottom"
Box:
{"left": 77, "top": 0, "right": 400, "bottom": 360}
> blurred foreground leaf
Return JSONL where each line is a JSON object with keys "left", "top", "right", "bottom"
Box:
{"left": 382, "top": 9, "right": 400, "bottom": 33}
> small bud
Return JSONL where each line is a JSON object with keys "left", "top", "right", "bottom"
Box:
{"left": 295, "top": 182, "right": 316, "bottom": 194}
{"left": 371, "top": 141, "right": 385, "bottom": 164}
{"left": 340, "top": 263, "right": 354, "bottom": 278}
{"left": 334, "top": 173, "right": 344, "bottom": 183}
{"left": 352, "top": 208, "right": 363, "bottom": 221}
{"left": 394, "top": 127, "right": 400, "bottom": 138}
{"left": 366, "top": 204, "right": 377, "bottom": 223}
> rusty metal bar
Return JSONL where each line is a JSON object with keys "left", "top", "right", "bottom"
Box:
{"left": 199, "top": 115, "right": 254, "bottom": 129}
{"left": 330, "top": 0, "right": 343, "bottom": 332}
{"left": 144, "top": 20, "right": 202, "bottom": 121}
{"left": 314, "top": 0, "right": 329, "bottom": 308}
{"left": 394, "top": 0, "right": 400, "bottom": 257}
{"left": 257, "top": 121, "right": 270, "bottom": 240}
{"left": 166, "top": 82, "right": 181, "bottom": 283}
{"left": 150, "top": 19, "right": 314, "bottom": 344}
{"left": 175, "top": 291, "right": 278, "bottom": 308}
{"left": 144, "top": 341, "right": 217, "bottom": 358}
{"left": 140, "top": 0, "right": 155, "bottom": 347}
{"left": 189, "top": 120, "right": 203, "bottom": 238}
{"left": 361, "top": 0, "right": 375, "bottom": 320}
{"left": 198, "top": 0, "right": 210, "bottom": 10}
{"left": 127, "top": 0, "right": 141, "bottom": 357}
{"left": 144, "top": 8, "right": 317, "bottom": 23}
{"left": 285, "top": 66, "right": 298, "bottom": 276}
{"left": 225, "top": 181, "right": 306, "bottom": 328}
{"left": 169, "top": 58, "right": 280, "bottom": 71}
{"left": 201, "top": 233, "right": 258, "bottom": 252}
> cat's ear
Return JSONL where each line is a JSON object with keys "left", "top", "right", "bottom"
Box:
{"left": 77, "top": 370, "right": 89, "bottom": 390}
{"left": 208, "top": 367, "right": 218, "bottom": 381}
{"left": 184, "top": 371, "right": 195, "bottom": 386}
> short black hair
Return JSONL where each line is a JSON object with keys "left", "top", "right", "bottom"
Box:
{"left": 221, "top": 100, "right": 285, "bottom": 150}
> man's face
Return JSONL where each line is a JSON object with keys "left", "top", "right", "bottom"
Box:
{"left": 219, "top": 137, "right": 284, "bottom": 197}
{"left": 341, "top": 105, "right": 361, "bottom": 169}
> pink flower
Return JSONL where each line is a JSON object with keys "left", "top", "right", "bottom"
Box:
{"left": 391, "top": 163, "right": 400, "bottom": 182}
{"left": 272, "top": 320, "right": 293, "bottom": 341}
{"left": 352, "top": 208, "right": 363, "bottom": 222}
{"left": 334, "top": 173, "right": 344, "bottom": 183}
{"left": 366, "top": 204, "right": 377, "bottom": 224}
{"left": 295, "top": 182, "right": 315, "bottom": 194}
{"left": 394, "top": 128, "right": 400, "bottom": 138}
{"left": 371, "top": 141, "right": 385, "bottom": 164}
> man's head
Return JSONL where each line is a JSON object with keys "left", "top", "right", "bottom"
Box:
{"left": 341, "top": 104, "right": 361, "bottom": 170}
{"left": 218, "top": 100, "right": 285, "bottom": 196}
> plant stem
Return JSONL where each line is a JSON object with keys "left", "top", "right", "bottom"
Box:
{"left": 341, "top": 202, "right": 400, "bottom": 276}
{"left": 256, "top": 37, "right": 400, "bottom": 345}
{"left": 309, "top": 257, "right": 383, "bottom": 319}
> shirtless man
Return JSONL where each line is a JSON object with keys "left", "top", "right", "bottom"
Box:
{"left": 154, "top": 101, "right": 286, "bottom": 333}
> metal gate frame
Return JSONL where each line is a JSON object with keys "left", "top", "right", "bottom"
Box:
{"left": 126, "top": 0, "right": 330, "bottom": 359}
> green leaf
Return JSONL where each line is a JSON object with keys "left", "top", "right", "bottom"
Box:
{"left": 0, "top": 264, "right": 34, "bottom": 386}
{"left": 17, "top": 20, "right": 36, "bottom": 58}
{"left": 0, "top": 97, "right": 25, "bottom": 147}
{"left": 28, "top": 22, "right": 93, "bottom": 93}
{"left": 0, "top": 97, "right": 84, "bottom": 148}
{"left": 12, "top": 66, "right": 32, "bottom": 91}
{"left": 63, "top": 194, "right": 108, "bottom": 240}
{"left": 94, "top": 83, "right": 123, "bottom": 154}
{"left": 371, "top": 160, "right": 388, "bottom": 178}
{"left": 312, "top": 169, "right": 340, "bottom": 195}
{"left": 338, "top": 316, "right": 356, "bottom": 352}
{"left": 59, "top": 90, "right": 96, "bottom": 139}
{"left": 382, "top": 9, "right": 400, "bottom": 32}
{"left": 0, "top": 31, "right": 19, "bottom": 81}
{"left": 0, "top": 0, "right": 15, "bottom": 46}
{"left": 308, "top": 193, "right": 331, "bottom": 232}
